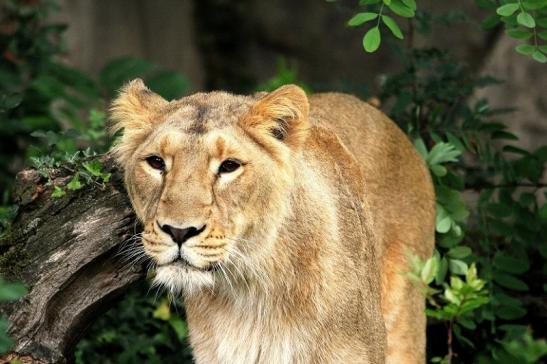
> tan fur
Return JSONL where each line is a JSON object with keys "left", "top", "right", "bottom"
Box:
{"left": 110, "top": 81, "right": 435, "bottom": 364}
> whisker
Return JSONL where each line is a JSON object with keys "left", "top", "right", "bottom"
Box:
{"left": 225, "top": 250, "right": 251, "bottom": 293}
{"left": 217, "top": 262, "right": 235, "bottom": 292}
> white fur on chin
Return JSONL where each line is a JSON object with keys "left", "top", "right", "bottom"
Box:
{"left": 153, "top": 263, "right": 215, "bottom": 296}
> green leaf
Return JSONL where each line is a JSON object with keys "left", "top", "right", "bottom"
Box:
{"left": 450, "top": 276, "right": 464, "bottom": 290}
{"left": 382, "top": 15, "right": 404, "bottom": 39}
{"left": 495, "top": 304, "right": 527, "bottom": 320}
{"left": 388, "top": 0, "right": 415, "bottom": 17}
{"left": 539, "top": 31, "right": 547, "bottom": 40}
{"left": 153, "top": 299, "right": 171, "bottom": 321}
{"left": 383, "top": 0, "right": 392, "bottom": 4}
{"left": 537, "top": 17, "right": 547, "bottom": 27}
{"left": 458, "top": 316, "right": 477, "bottom": 330}
{"left": 448, "top": 259, "right": 468, "bottom": 275}
{"left": 523, "top": 0, "right": 547, "bottom": 10}
{"left": 493, "top": 272, "right": 529, "bottom": 291}
{"left": 482, "top": 14, "right": 502, "bottom": 29}
{"left": 436, "top": 187, "right": 469, "bottom": 222}
{"left": 503, "top": 145, "right": 530, "bottom": 155}
{"left": 399, "top": 0, "right": 416, "bottom": 10}
{"left": 496, "top": 3, "right": 519, "bottom": 17}
{"left": 414, "top": 138, "right": 428, "bottom": 160}
{"left": 514, "top": 155, "right": 543, "bottom": 182}
{"left": 444, "top": 287, "right": 460, "bottom": 304}
{"left": 89, "top": 109, "right": 106, "bottom": 129}
{"left": 494, "top": 291, "right": 523, "bottom": 307}
{"left": 517, "top": 12, "right": 536, "bottom": 28}
{"left": 31, "top": 130, "right": 60, "bottom": 146}
{"left": 101, "top": 172, "right": 112, "bottom": 184}
{"left": 466, "top": 263, "right": 478, "bottom": 283}
{"left": 67, "top": 174, "right": 84, "bottom": 191}
{"left": 490, "top": 220, "right": 513, "bottom": 237}
{"left": 446, "top": 133, "right": 466, "bottom": 153}
{"left": 83, "top": 160, "right": 103, "bottom": 177}
{"left": 348, "top": 12, "right": 378, "bottom": 27}
{"left": 0, "top": 93, "right": 23, "bottom": 110}
{"left": 430, "top": 164, "right": 447, "bottom": 177}
{"left": 532, "top": 50, "right": 547, "bottom": 63}
{"left": 51, "top": 186, "right": 66, "bottom": 198}
{"left": 492, "top": 130, "right": 518, "bottom": 140}
{"left": 436, "top": 256, "right": 448, "bottom": 284}
{"left": 498, "top": 324, "right": 529, "bottom": 336}
{"left": 363, "top": 27, "right": 381, "bottom": 52}
{"left": 421, "top": 256, "right": 439, "bottom": 284}
{"left": 168, "top": 316, "right": 188, "bottom": 342}
{"left": 436, "top": 216, "right": 452, "bottom": 234}
{"left": 486, "top": 202, "right": 513, "bottom": 218}
{"left": 493, "top": 253, "right": 530, "bottom": 274}
{"left": 505, "top": 28, "right": 534, "bottom": 39}
{"left": 427, "top": 142, "right": 461, "bottom": 166}
{"left": 447, "top": 246, "right": 472, "bottom": 259}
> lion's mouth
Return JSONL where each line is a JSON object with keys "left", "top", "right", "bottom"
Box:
{"left": 163, "top": 257, "right": 220, "bottom": 273}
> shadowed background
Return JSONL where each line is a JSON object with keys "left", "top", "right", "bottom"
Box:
{"left": 52, "top": 0, "right": 547, "bottom": 149}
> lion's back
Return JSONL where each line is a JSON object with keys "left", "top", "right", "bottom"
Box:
{"left": 308, "top": 92, "right": 435, "bottom": 362}
{"left": 308, "top": 92, "right": 435, "bottom": 262}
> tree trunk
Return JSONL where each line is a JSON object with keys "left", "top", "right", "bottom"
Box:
{"left": 0, "top": 157, "right": 144, "bottom": 364}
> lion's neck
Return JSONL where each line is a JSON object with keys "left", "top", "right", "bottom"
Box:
{"left": 183, "top": 158, "right": 341, "bottom": 362}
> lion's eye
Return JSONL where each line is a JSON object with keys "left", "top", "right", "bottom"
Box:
{"left": 218, "top": 159, "right": 241, "bottom": 174}
{"left": 146, "top": 156, "right": 165, "bottom": 171}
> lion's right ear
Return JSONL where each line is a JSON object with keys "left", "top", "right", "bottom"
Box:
{"left": 241, "top": 85, "right": 310, "bottom": 153}
{"left": 109, "top": 79, "right": 168, "bottom": 166}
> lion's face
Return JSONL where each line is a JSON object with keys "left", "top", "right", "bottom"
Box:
{"left": 110, "top": 80, "right": 309, "bottom": 294}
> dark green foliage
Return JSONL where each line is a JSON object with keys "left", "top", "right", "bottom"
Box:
{"left": 74, "top": 282, "right": 193, "bottom": 364}
{"left": 379, "top": 40, "right": 547, "bottom": 364}
{"left": 0, "top": 0, "right": 189, "bottom": 204}
{"left": 256, "top": 59, "right": 311, "bottom": 93}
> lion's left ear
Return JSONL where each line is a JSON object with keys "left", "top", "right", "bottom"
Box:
{"left": 241, "top": 85, "right": 310, "bottom": 150}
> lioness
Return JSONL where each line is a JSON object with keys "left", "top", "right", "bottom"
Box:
{"left": 110, "top": 80, "right": 435, "bottom": 364}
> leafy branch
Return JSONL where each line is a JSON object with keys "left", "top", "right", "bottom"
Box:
{"left": 343, "top": 0, "right": 547, "bottom": 62}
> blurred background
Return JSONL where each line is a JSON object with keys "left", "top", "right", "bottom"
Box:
{"left": 52, "top": 0, "right": 547, "bottom": 144}
{"left": 1, "top": 0, "right": 546, "bottom": 363}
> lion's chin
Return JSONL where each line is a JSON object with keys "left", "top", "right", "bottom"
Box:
{"left": 153, "top": 262, "right": 215, "bottom": 296}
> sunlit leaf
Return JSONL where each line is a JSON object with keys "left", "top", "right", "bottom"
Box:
{"left": 363, "top": 27, "right": 381, "bottom": 52}
{"left": 348, "top": 12, "right": 378, "bottom": 27}
{"left": 382, "top": 15, "right": 404, "bottom": 39}
{"left": 496, "top": 3, "right": 519, "bottom": 17}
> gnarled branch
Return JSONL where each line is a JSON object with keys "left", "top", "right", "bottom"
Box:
{"left": 0, "top": 157, "right": 144, "bottom": 364}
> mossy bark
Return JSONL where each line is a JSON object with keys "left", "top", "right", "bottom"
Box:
{"left": 0, "top": 158, "right": 144, "bottom": 363}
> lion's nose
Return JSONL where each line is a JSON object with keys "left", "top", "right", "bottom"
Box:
{"left": 159, "top": 223, "right": 206, "bottom": 246}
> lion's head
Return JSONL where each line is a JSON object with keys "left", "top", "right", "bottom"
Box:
{"left": 110, "top": 80, "right": 310, "bottom": 294}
